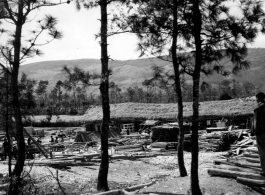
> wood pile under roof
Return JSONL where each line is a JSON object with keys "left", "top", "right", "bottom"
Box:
{"left": 83, "top": 98, "right": 256, "bottom": 122}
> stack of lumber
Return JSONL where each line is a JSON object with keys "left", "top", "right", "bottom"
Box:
{"left": 208, "top": 147, "right": 265, "bottom": 194}
{"left": 149, "top": 134, "right": 192, "bottom": 152}
{"left": 109, "top": 137, "right": 138, "bottom": 146}
{"left": 206, "top": 127, "right": 227, "bottom": 133}
{"left": 2, "top": 152, "right": 100, "bottom": 169}
{"left": 199, "top": 132, "right": 223, "bottom": 151}
{"left": 108, "top": 136, "right": 151, "bottom": 148}
{"left": 114, "top": 144, "right": 144, "bottom": 153}
{"left": 199, "top": 129, "right": 250, "bottom": 152}
{"left": 151, "top": 126, "right": 179, "bottom": 142}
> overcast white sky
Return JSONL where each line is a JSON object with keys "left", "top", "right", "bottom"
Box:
{"left": 3, "top": 2, "right": 265, "bottom": 65}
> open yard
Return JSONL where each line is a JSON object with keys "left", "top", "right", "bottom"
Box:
{"left": 0, "top": 152, "right": 259, "bottom": 195}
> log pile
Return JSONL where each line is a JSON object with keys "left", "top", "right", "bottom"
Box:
{"left": 147, "top": 129, "right": 252, "bottom": 152}
{"left": 0, "top": 134, "right": 156, "bottom": 169}
{"left": 151, "top": 125, "right": 179, "bottom": 142}
{"left": 229, "top": 134, "right": 256, "bottom": 156}
{"left": 199, "top": 129, "right": 250, "bottom": 152}
{"left": 207, "top": 146, "right": 265, "bottom": 194}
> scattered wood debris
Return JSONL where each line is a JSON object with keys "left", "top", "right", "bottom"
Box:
{"left": 199, "top": 129, "right": 251, "bottom": 152}
{"left": 207, "top": 134, "right": 265, "bottom": 194}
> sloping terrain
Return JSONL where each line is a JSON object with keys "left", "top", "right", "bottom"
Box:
{"left": 20, "top": 48, "right": 265, "bottom": 90}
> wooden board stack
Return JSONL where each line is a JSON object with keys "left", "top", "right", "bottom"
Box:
{"left": 207, "top": 147, "right": 265, "bottom": 194}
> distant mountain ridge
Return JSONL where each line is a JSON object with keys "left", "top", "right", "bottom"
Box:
{"left": 20, "top": 48, "right": 265, "bottom": 91}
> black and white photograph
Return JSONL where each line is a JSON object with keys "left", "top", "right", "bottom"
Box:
{"left": 1, "top": 0, "right": 265, "bottom": 194}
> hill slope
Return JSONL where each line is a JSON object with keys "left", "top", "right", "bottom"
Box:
{"left": 20, "top": 48, "right": 265, "bottom": 91}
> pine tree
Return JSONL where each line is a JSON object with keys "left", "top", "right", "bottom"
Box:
{"left": 188, "top": 0, "right": 265, "bottom": 193}
{"left": 0, "top": 0, "right": 66, "bottom": 193}
{"left": 109, "top": 0, "right": 190, "bottom": 177}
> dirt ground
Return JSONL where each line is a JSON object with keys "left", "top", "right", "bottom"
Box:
{"left": 0, "top": 152, "right": 260, "bottom": 195}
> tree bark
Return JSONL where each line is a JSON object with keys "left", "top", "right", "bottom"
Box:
{"left": 191, "top": 0, "right": 202, "bottom": 194}
{"left": 97, "top": 0, "right": 110, "bottom": 191}
{"left": 172, "top": 0, "right": 187, "bottom": 177}
{"left": 11, "top": 0, "right": 26, "bottom": 178}
{"left": 7, "top": 1, "right": 26, "bottom": 194}
{"left": 5, "top": 72, "right": 12, "bottom": 177}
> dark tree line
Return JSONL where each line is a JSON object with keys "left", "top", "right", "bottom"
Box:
{"left": 5, "top": 72, "right": 259, "bottom": 118}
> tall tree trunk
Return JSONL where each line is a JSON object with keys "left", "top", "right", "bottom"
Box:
{"left": 11, "top": 1, "right": 25, "bottom": 178}
{"left": 172, "top": 0, "right": 187, "bottom": 177}
{"left": 97, "top": 0, "right": 110, "bottom": 191}
{"left": 5, "top": 72, "right": 12, "bottom": 177}
{"left": 190, "top": 0, "right": 202, "bottom": 194}
{"left": 9, "top": 1, "right": 26, "bottom": 194}
{"left": 73, "top": 91, "right": 77, "bottom": 112}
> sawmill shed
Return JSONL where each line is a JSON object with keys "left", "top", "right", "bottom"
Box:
{"left": 83, "top": 98, "right": 256, "bottom": 132}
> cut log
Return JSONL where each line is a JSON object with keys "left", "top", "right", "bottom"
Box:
{"left": 249, "top": 186, "right": 265, "bottom": 195}
{"left": 116, "top": 138, "right": 131, "bottom": 144}
{"left": 94, "top": 189, "right": 121, "bottom": 195}
{"left": 208, "top": 168, "right": 265, "bottom": 180}
{"left": 121, "top": 135, "right": 142, "bottom": 138}
{"left": 120, "top": 148, "right": 143, "bottom": 153}
{"left": 245, "top": 158, "right": 260, "bottom": 164}
{"left": 199, "top": 141, "right": 219, "bottom": 146}
{"left": 236, "top": 147, "right": 242, "bottom": 155}
{"left": 125, "top": 181, "right": 156, "bottom": 192}
{"left": 94, "top": 182, "right": 155, "bottom": 195}
{"left": 3, "top": 160, "right": 94, "bottom": 167}
{"left": 200, "top": 135, "right": 221, "bottom": 139}
{"left": 142, "top": 192, "right": 184, "bottom": 195}
{"left": 132, "top": 154, "right": 157, "bottom": 159}
{"left": 151, "top": 142, "right": 168, "bottom": 149}
{"left": 247, "top": 148, "right": 259, "bottom": 154}
{"left": 111, "top": 155, "right": 129, "bottom": 160}
{"left": 237, "top": 177, "right": 265, "bottom": 187}
{"left": 115, "top": 144, "right": 142, "bottom": 150}
{"left": 236, "top": 138, "right": 251, "bottom": 146}
{"left": 205, "top": 139, "right": 220, "bottom": 144}
{"left": 213, "top": 159, "right": 262, "bottom": 171}
{"left": 243, "top": 153, "right": 260, "bottom": 159}
{"left": 212, "top": 165, "right": 261, "bottom": 174}
{"left": 230, "top": 145, "right": 250, "bottom": 149}
{"left": 239, "top": 140, "right": 253, "bottom": 147}
{"left": 237, "top": 130, "right": 243, "bottom": 140}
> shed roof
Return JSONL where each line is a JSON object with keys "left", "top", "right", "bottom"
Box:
{"left": 83, "top": 98, "right": 256, "bottom": 122}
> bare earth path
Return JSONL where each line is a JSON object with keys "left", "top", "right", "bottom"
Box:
{"left": 0, "top": 152, "right": 260, "bottom": 194}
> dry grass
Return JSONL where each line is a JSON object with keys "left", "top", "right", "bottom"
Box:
{"left": 32, "top": 98, "right": 256, "bottom": 123}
